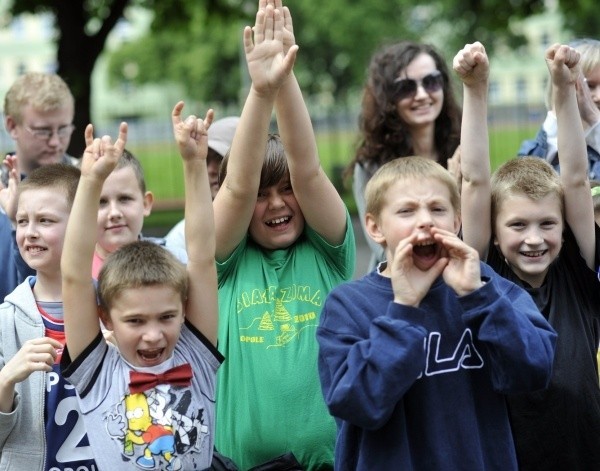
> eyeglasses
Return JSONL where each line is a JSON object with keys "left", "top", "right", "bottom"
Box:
{"left": 393, "top": 71, "right": 444, "bottom": 100}
{"left": 23, "top": 124, "right": 75, "bottom": 141}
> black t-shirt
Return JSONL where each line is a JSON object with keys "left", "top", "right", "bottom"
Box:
{"left": 488, "top": 224, "right": 600, "bottom": 471}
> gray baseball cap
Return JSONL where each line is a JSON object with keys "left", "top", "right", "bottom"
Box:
{"left": 208, "top": 116, "right": 240, "bottom": 158}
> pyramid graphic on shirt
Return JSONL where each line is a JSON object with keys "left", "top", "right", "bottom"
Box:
{"left": 273, "top": 299, "right": 292, "bottom": 322}
{"left": 258, "top": 312, "right": 274, "bottom": 331}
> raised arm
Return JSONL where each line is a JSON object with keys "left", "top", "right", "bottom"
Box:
{"left": 62, "top": 123, "right": 127, "bottom": 361}
{"left": 0, "top": 155, "right": 19, "bottom": 224}
{"left": 213, "top": 3, "right": 297, "bottom": 260}
{"left": 453, "top": 42, "right": 492, "bottom": 257}
{"left": 548, "top": 44, "right": 596, "bottom": 267}
{"left": 172, "top": 102, "right": 218, "bottom": 346}
{"left": 273, "top": 0, "right": 347, "bottom": 245}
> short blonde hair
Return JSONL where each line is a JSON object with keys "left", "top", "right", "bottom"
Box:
{"left": 365, "top": 156, "right": 460, "bottom": 219}
{"left": 98, "top": 241, "right": 187, "bottom": 313}
{"left": 491, "top": 157, "right": 564, "bottom": 223}
{"left": 4, "top": 72, "right": 74, "bottom": 124}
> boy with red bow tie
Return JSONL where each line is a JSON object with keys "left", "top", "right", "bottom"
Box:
{"left": 60, "top": 103, "right": 222, "bottom": 470}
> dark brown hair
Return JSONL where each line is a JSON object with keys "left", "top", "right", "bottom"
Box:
{"left": 219, "top": 134, "right": 289, "bottom": 190}
{"left": 345, "top": 41, "right": 461, "bottom": 180}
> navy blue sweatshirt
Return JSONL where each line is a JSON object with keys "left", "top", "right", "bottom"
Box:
{"left": 317, "top": 262, "right": 556, "bottom": 470}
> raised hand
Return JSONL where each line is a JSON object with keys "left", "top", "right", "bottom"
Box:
{"left": 80, "top": 122, "right": 128, "bottom": 181}
{"left": 171, "top": 101, "right": 214, "bottom": 162}
{"left": 244, "top": 2, "right": 298, "bottom": 94}
{"left": 432, "top": 227, "right": 483, "bottom": 296}
{"left": 0, "top": 337, "right": 63, "bottom": 386}
{"left": 453, "top": 41, "right": 489, "bottom": 87}
{"left": 545, "top": 43, "right": 581, "bottom": 88}
{"left": 260, "top": 0, "right": 295, "bottom": 54}
{"left": 389, "top": 232, "right": 448, "bottom": 307}
{"left": 0, "top": 154, "right": 20, "bottom": 221}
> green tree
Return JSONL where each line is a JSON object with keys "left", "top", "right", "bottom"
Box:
{"left": 105, "top": 0, "right": 554, "bottom": 111}
{"left": 10, "top": 0, "right": 133, "bottom": 155}
{"left": 12, "top": 0, "right": 599, "bottom": 157}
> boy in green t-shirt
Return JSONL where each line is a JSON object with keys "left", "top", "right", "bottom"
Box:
{"left": 212, "top": 1, "right": 355, "bottom": 469}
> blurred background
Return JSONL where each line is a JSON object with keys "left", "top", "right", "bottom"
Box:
{"left": 0, "top": 0, "right": 590, "bottom": 238}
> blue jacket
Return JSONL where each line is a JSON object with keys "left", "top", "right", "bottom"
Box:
{"left": 518, "top": 126, "right": 600, "bottom": 179}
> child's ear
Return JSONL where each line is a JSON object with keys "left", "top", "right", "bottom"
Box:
{"left": 454, "top": 214, "right": 461, "bottom": 235}
{"left": 142, "top": 191, "right": 154, "bottom": 217}
{"left": 5, "top": 116, "right": 17, "bottom": 138}
{"left": 366, "top": 213, "right": 386, "bottom": 246}
{"left": 98, "top": 306, "right": 113, "bottom": 330}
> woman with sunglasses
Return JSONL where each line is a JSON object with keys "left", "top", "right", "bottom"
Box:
{"left": 346, "top": 41, "right": 462, "bottom": 273}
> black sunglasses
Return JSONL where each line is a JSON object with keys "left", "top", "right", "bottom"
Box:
{"left": 393, "top": 71, "right": 444, "bottom": 100}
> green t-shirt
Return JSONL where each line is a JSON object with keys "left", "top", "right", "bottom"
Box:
{"left": 215, "top": 213, "right": 355, "bottom": 470}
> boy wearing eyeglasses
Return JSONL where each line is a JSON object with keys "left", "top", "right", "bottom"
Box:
{"left": 1, "top": 73, "right": 78, "bottom": 301}
{"left": 2, "top": 72, "right": 77, "bottom": 185}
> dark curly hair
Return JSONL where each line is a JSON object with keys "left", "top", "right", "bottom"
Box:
{"left": 345, "top": 41, "right": 462, "bottom": 179}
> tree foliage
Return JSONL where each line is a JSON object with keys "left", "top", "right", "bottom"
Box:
{"left": 10, "top": 0, "right": 600, "bottom": 155}
{"left": 10, "top": 0, "right": 134, "bottom": 155}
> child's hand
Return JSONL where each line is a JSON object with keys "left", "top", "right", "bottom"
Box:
{"left": 0, "top": 337, "right": 62, "bottom": 386}
{"left": 0, "top": 154, "right": 20, "bottom": 222}
{"left": 244, "top": 2, "right": 298, "bottom": 95}
{"left": 432, "top": 227, "right": 484, "bottom": 296}
{"left": 389, "top": 232, "right": 448, "bottom": 307}
{"left": 260, "top": 0, "right": 296, "bottom": 54}
{"left": 80, "top": 122, "right": 128, "bottom": 181}
{"left": 171, "top": 102, "right": 214, "bottom": 162}
{"left": 546, "top": 43, "right": 581, "bottom": 89}
{"left": 453, "top": 42, "right": 489, "bottom": 87}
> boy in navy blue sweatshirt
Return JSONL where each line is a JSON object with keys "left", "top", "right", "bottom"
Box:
{"left": 317, "top": 156, "right": 557, "bottom": 470}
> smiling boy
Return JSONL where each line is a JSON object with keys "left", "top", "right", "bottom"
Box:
{"left": 212, "top": 2, "right": 355, "bottom": 468}
{"left": 60, "top": 105, "right": 222, "bottom": 470}
{"left": 0, "top": 164, "right": 98, "bottom": 470}
{"left": 456, "top": 42, "right": 600, "bottom": 469}
{"left": 91, "top": 149, "right": 186, "bottom": 279}
{"left": 316, "top": 156, "right": 557, "bottom": 470}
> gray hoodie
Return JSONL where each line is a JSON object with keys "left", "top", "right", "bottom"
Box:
{"left": 0, "top": 277, "right": 49, "bottom": 470}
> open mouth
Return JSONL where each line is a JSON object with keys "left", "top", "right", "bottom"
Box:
{"left": 26, "top": 245, "right": 46, "bottom": 254}
{"left": 413, "top": 240, "right": 437, "bottom": 258}
{"left": 266, "top": 216, "right": 291, "bottom": 227}
{"left": 138, "top": 348, "right": 164, "bottom": 363}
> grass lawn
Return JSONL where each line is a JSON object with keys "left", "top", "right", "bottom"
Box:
{"left": 137, "top": 123, "right": 539, "bottom": 231}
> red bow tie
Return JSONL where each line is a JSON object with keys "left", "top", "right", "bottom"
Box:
{"left": 129, "top": 363, "right": 193, "bottom": 394}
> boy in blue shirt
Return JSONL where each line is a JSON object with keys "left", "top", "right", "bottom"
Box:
{"left": 317, "top": 155, "right": 556, "bottom": 470}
